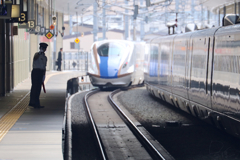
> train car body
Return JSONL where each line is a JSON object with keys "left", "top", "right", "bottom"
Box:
{"left": 145, "top": 24, "right": 240, "bottom": 139}
{"left": 88, "top": 40, "right": 144, "bottom": 89}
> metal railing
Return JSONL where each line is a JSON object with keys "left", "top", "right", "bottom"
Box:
{"left": 54, "top": 51, "right": 89, "bottom": 71}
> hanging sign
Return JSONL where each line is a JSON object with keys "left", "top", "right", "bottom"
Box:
{"left": 6, "top": 11, "right": 28, "bottom": 23}
{"left": 45, "top": 31, "right": 53, "bottom": 39}
{"left": 11, "top": 4, "right": 20, "bottom": 18}
{"left": 18, "top": 19, "right": 35, "bottom": 29}
{"left": 35, "top": 25, "right": 41, "bottom": 32}
{"left": 28, "top": 28, "right": 35, "bottom": 34}
{"left": 0, "top": 4, "right": 12, "bottom": 19}
{"left": 40, "top": 27, "right": 45, "bottom": 35}
{"left": 50, "top": 24, "right": 54, "bottom": 30}
{"left": 18, "top": 11, "right": 27, "bottom": 23}
{"left": 75, "top": 38, "right": 80, "bottom": 44}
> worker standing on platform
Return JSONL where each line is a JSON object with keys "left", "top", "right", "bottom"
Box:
{"left": 57, "top": 48, "right": 63, "bottom": 71}
{"left": 29, "top": 43, "right": 48, "bottom": 108}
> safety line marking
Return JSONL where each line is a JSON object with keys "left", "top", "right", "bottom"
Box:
{"left": 0, "top": 71, "right": 67, "bottom": 142}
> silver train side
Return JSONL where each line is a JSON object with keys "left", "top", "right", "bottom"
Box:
{"left": 145, "top": 24, "right": 240, "bottom": 139}
{"left": 88, "top": 40, "right": 144, "bottom": 89}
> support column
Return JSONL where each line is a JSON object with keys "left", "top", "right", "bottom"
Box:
{"left": 201, "top": 4, "right": 203, "bottom": 29}
{"left": 124, "top": 0, "right": 129, "bottom": 40}
{"left": 191, "top": 0, "right": 194, "bottom": 23}
{"left": 175, "top": 0, "right": 179, "bottom": 32}
{"left": 207, "top": 10, "right": 210, "bottom": 24}
{"left": 69, "top": 15, "right": 72, "bottom": 35}
{"left": 0, "top": 20, "right": 6, "bottom": 96}
{"left": 102, "top": 0, "right": 106, "bottom": 40}
{"left": 218, "top": 9, "right": 220, "bottom": 26}
{"left": 5, "top": 22, "right": 11, "bottom": 92}
{"left": 238, "top": 2, "right": 240, "bottom": 15}
{"left": 140, "top": 0, "right": 144, "bottom": 40}
{"left": 93, "top": 1, "right": 98, "bottom": 42}
{"left": 133, "top": 20, "right": 136, "bottom": 40}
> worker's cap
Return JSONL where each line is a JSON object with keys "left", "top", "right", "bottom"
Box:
{"left": 39, "top": 43, "right": 48, "bottom": 48}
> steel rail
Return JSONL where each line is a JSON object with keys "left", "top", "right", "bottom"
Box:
{"left": 84, "top": 90, "right": 107, "bottom": 160}
{"left": 108, "top": 88, "right": 166, "bottom": 160}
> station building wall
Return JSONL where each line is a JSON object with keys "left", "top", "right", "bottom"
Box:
{"left": 0, "top": 0, "right": 64, "bottom": 96}
{"left": 63, "top": 31, "right": 124, "bottom": 53}
{"left": 13, "top": 25, "right": 30, "bottom": 87}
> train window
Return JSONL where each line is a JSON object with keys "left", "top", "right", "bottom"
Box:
{"left": 97, "top": 44, "right": 109, "bottom": 57}
{"left": 97, "top": 43, "right": 125, "bottom": 57}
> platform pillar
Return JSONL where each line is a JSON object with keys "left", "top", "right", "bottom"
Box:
{"left": 0, "top": 20, "right": 6, "bottom": 96}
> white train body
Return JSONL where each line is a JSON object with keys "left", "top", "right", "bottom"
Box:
{"left": 88, "top": 40, "right": 144, "bottom": 88}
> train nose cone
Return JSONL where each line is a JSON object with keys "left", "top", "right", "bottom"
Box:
{"left": 99, "top": 56, "right": 120, "bottom": 78}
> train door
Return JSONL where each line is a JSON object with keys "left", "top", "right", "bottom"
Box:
{"left": 205, "top": 37, "right": 212, "bottom": 108}
{"left": 212, "top": 27, "right": 240, "bottom": 113}
{"left": 186, "top": 37, "right": 193, "bottom": 100}
{"left": 189, "top": 33, "right": 211, "bottom": 107}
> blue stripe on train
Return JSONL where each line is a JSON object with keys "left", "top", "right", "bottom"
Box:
{"left": 99, "top": 56, "right": 119, "bottom": 78}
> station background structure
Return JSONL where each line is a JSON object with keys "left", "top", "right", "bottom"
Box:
{"left": 0, "top": 0, "right": 64, "bottom": 96}
{"left": 1, "top": 0, "right": 240, "bottom": 97}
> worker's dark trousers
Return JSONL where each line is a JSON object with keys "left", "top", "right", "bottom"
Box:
{"left": 29, "top": 69, "right": 44, "bottom": 106}
{"left": 57, "top": 61, "right": 61, "bottom": 71}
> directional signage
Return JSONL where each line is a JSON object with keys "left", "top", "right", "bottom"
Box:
{"left": 75, "top": 38, "right": 80, "bottom": 44}
{"left": 28, "top": 28, "right": 35, "bottom": 34}
{"left": 45, "top": 31, "right": 53, "bottom": 39}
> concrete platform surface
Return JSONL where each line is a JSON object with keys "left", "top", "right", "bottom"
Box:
{"left": 0, "top": 71, "right": 84, "bottom": 160}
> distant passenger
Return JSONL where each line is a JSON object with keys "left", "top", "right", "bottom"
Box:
{"left": 29, "top": 43, "right": 48, "bottom": 108}
{"left": 57, "top": 48, "right": 63, "bottom": 71}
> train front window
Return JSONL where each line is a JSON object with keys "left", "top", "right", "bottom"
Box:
{"left": 97, "top": 43, "right": 125, "bottom": 57}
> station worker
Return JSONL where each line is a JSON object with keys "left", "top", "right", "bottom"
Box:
{"left": 57, "top": 48, "right": 63, "bottom": 71}
{"left": 29, "top": 43, "right": 48, "bottom": 108}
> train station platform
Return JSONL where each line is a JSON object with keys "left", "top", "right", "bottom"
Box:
{"left": 0, "top": 71, "right": 84, "bottom": 160}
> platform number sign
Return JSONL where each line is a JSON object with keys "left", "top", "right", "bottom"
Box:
{"left": 18, "top": 12, "right": 28, "bottom": 23}
{"left": 35, "top": 25, "right": 41, "bottom": 32}
{"left": 28, "top": 20, "right": 35, "bottom": 28}
{"left": 19, "top": 20, "right": 35, "bottom": 29}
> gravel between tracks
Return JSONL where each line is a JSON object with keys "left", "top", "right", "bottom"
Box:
{"left": 71, "top": 91, "right": 99, "bottom": 160}
{"left": 117, "top": 87, "right": 240, "bottom": 160}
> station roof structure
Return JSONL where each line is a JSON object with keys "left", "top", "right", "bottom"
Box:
{"left": 199, "top": 0, "right": 240, "bottom": 12}
{"left": 50, "top": 0, "right": 240, "bottom": 15}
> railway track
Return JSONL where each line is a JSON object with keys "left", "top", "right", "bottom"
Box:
{"left": 83, "top": 88, "right": 174, "bottom": 160}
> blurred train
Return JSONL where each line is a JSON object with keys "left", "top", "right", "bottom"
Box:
{"left": 88, "top": 40, "right": 145, "bottom": 90}
{"left": 145, "top": 15, "right": 240, "bottom": 139}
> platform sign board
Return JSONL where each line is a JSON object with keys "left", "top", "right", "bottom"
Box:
{"left": 40, "top": 27, "right": 45, "bottom": 35}
{"left": 45, "top": 28, "right": 50, "bottom": 34}
{"left": 18, "top": 11, "right": 27, "bottom": 23}
{"left": 28, "top": 27, "right": 35, "bottom": 34}
{"left": 46, "top": 28, "right": 55, "bottom": 36}
{"left": 18, "top": 19, "right": 35, "bottom": 29}
{"left": 11, "top": 4, "right": 20, "bottom": 18}
{"left": 45, "top": 31, "right": 53, "bottom": 39}
{"left": 35, "top": 25, "right": 40, "bottom": 32}
{"left": 75, "top": 38, "right": 80, "bottom": 44}
{"left": 0, "top": 4, "right": 12, "bottom": 19}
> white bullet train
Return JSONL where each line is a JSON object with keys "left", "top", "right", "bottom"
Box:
{"left": 145, "top": 15, "right": 240, "bottom": 139}
{"left": 88, "top": 40, "right": 145, "bottom": 89}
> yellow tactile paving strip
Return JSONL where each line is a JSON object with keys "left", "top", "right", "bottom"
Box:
{"left": 0, "top": 94, "right": 30, "bottom": 141}
{"left": 0, "top": 72, "right": 66, "bottom": 142}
